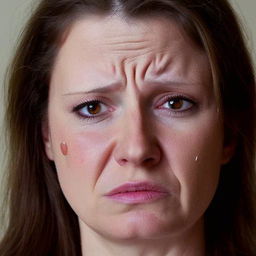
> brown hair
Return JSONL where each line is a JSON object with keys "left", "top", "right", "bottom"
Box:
{"left": 0, "top": 0, "right": 255, "bottom": 255}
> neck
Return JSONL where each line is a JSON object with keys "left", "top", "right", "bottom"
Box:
{"left": 79, "top": 219, "right": 205, "bottom": 256}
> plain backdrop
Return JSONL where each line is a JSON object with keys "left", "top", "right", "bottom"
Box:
{"left": 0, "top": 0, "right": 255, "bottom": 233}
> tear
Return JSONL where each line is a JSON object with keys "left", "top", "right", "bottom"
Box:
{"left": 60, "top": 142, "right": 68, "bottom": 156}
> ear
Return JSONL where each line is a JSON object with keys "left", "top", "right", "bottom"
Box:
{"left": 42, "top": 120, "right": 54, "bottom": 161}
{"left": 221, "top": 136, "right": 236, "bottom": 165}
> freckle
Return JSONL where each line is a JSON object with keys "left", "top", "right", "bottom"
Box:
{"left": 60, "top": 142, "right": 68, "bottom": 156}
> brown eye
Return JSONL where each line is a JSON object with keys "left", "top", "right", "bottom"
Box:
{"left": 168, "top": 99, "right": 184, "bottom": 110}
{"left": 87, "top": 102, "right": 101, "bottom": 115}
{"left": 161, "top": 97, "right": 194, "bottom": 112}
{"left": 73, "top": 100, "right": 109, "bottom": 119}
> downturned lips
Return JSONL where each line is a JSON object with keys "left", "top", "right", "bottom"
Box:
{"left": 105, "top": 182, "right": 170, "bottom": 204}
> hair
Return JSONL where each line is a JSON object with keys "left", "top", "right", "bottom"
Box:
{"left": 0, "top": 0, "right": 255, "bottom": 255}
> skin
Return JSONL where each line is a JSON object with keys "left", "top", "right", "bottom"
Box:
{"left": 44, "top": 15, "right": 234, "bottom": 256}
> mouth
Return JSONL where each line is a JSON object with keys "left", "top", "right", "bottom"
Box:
{"left": 105, "top": 181, "right": 170, "bottom": 204}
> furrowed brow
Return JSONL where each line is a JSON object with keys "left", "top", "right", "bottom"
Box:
{"left": 62, "top": 82, "right": 123, "bottom": 96}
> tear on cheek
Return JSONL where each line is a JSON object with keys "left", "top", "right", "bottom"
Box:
{"left": 60, "top": 142, "right": 68, "bottom": 156}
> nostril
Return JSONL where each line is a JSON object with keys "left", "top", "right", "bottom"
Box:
{"left": 143, "top": 157, "right": 159, "bottom": 166}
{"left": 118, "top": 159, "right": 128, "bottom": 166}
{"left": 144, "top": 157, "right": 154, "bottom": 163}
{"left": 117, "top": 157, "right": 156, "bottom": 167}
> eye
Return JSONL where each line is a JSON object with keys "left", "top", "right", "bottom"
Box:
{"left": 73, "top": 100, "right": 109, "bottom": 119}
{"left": 162, "top": 97, "right": 193, "bottom": 111}
{"left": 157, "top": 95, "right": 196, "bottom": 116}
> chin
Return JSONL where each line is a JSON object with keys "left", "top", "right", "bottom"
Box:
{"left": 95, "top": 210, "right": 186, "bottom": 241}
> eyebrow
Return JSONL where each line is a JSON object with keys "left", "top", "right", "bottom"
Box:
{"left": 62, "top": 82, "right": 123, "bottom": 96}
{"left": 62, "top": 79, "right": 197, "bottom": 96}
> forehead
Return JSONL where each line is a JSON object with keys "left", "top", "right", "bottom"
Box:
{"left": 59, "top": 14, "right": 199, "bottom": 58}
{"left": 51, "top": 14, "right": 211, "bottom": 93}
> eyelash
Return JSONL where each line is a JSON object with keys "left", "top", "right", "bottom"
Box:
{"left": 72, "top": 95, "right": 197, "bottom": 121}
{"left": 156, "top": 94, "right": 196, "bottom": 115}
{"left": 72, "top": 99, "right": 110, "bottom": 121}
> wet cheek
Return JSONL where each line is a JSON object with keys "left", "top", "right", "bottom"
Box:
{"left": 159, "top": 120, "right": 223, "bottom": 210}
{"left": 167, "top": 118, "right": 222, "bottom": 167}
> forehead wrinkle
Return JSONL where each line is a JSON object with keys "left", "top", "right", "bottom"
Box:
{"left": 101, "top": 34, "right": 155, "bottom": 57}
{"left": 104, "top": 42, "right": 153, "bottom": 54}
{"left": 150, "top": 52, "right": 174, "bottom": 76}
{"left": 53, "top": 16, "right": 211, "bottom": 97}
{"left": 99, "top": 33, "right": 189, "bottom": 75}
{"left": 103, "top": 45, "right": 154, "bottom": 57}
{"left": 130, "top": 53, "right": 170, "bottom": 83}
{"left": 94, "top": 22, "right": 175, "bottom": 56}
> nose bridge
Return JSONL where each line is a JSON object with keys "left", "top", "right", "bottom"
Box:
{"left": 123, "top": 83, "right": 149, "bottom": 142}
{"left": 125, "top": 103, "right": 148, "bottom": 145}
{"left": 114, "top": 97, "right": 161, "bottom": 167}
{"left": 123, "top": 76, "right": 146, "bottom": 139}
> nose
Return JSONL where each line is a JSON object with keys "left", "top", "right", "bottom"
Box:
{"left": 113, "top": 111, "right": 161, "bottom": 168}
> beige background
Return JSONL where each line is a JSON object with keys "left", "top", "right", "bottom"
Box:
{"left": 0, "top": 0, "right": 255, "bottom": 214}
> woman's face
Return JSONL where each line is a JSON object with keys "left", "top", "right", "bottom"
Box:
{"left": 44, "top": 15, "right": 232, "bottom": 241}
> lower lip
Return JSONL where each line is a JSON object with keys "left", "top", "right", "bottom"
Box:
{"left": 106, "top": 191, "right": 169, "bottom": 204}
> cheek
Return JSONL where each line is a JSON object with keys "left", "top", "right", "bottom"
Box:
{"left": 159, "top": 115, "right": 223, "bottom": 214}
{"left": 57, "top": 128, "right": 114, "bottom": 182}
{"left": 68, "top": 130, "right": 112, "bottom": 167}
{"left": 51, "top": 126, "right": 115, "bottom": 214}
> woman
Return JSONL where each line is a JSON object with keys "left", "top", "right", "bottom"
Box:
{"left": 0, "top": 0, "right": 255, "bottom": 255}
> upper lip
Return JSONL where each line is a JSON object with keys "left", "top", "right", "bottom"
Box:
{"left": 105, "top": 181, "right": 170, "bottom": 196}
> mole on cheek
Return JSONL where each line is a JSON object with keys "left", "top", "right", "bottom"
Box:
{"left": 60, "top": 142, "right": 68, "bottom": 156}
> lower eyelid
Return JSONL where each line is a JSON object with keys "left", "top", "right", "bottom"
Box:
{"left": 155, "top": 106, "right": 196, "bottom": 119}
